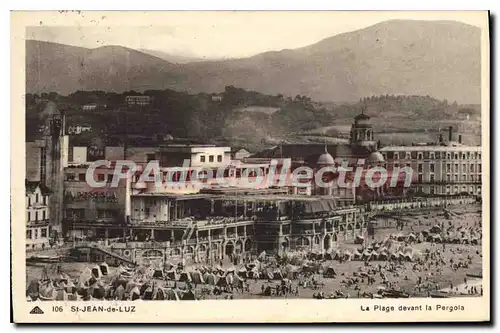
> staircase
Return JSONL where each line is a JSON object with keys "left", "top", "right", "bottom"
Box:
{"left": 181, "top": 224, "right": 196, "bottom": 242}
{"left": 75, "top": 244, "right": 137, "bottom": 266}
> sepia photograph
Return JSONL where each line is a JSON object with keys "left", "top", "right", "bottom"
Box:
{"left": 11, "top": 10, "right": 490, "bottom": 323}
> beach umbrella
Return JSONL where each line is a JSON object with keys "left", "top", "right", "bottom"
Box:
{"left": 191, "top": 271, "right": 205, "bottom": 284}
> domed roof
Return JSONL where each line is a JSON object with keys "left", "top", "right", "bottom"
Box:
{"left": 317, "top": 145, "right": 335, "bottom": 165}
{"left": 317, "top": 152, "right": 335, "bottom": 165}
{"left": 367, "top": 151, "right": 385, "bottom": 163}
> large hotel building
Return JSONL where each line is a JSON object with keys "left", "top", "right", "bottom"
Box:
{"left": 25, "top": 111, "right": 482, "bottom": 264}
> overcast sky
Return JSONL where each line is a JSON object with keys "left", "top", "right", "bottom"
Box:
{"left": 26, "top": 11, "right": 480, "bottom": 59}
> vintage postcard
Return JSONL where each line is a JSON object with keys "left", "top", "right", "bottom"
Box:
{"left": 11, "top": 11, "right": 490, "bottom": 323}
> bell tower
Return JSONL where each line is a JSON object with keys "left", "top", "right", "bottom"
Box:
{"left": 350, "top": 109, "right": 376, "bottom": 149}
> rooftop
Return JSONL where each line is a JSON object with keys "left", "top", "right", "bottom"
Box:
{"left": 379, "top": 145, "right": 481, "bottom": 152}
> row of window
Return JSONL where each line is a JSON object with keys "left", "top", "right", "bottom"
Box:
{"left": 418, "top": 185, "right": 481, "bottom": 195}
{"left": 386, "top": 151, "right": 481, "bottom": 160}
{"left": 27, "top": 193, "right": 47, "bottom": 206}
{"left": 416, "top": 174, "right": 482, "bottom": 183}
{"left": 27, "top": 210, "right": 47, "bottom": 222}
{"left": 66, "top": 173, "right": 115, "bottom": 183}
{"left": 26, "top": 227, "right": 48, "bottom": 239}
{"left": 391, "top": 163, "right": 482, "bottom": 173}
{"left": 200, "top": 155, "right": 223, "bottom": 163}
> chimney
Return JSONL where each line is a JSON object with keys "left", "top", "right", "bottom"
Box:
{"left": 458, "top": 135, "right": 462, "bottom": 144}
{"left": 448, "top": 126, "right": 453, "bottom": 142}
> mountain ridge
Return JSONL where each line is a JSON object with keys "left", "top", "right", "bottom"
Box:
{"left": 26, "top": 19, "right": 481, "bottom": 103}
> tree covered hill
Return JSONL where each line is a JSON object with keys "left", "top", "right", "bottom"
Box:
{"left": 26, "top": 88, "right": 480, "bottom": 150}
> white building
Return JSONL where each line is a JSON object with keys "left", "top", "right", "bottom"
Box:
{"left": 26, "top": 181, "right": 52, "bottom": 250}
{"left": 68, "top": 125, "right": 92, "bottom": 135}
{"left": 82, "top": 104, "right": 98, "bottom": 111}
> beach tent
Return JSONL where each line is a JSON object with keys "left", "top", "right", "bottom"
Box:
{"left": 90, "top": 284, "right": 106, "bottom": 299}
{"left": 191, "top": 271, "right": 205, "bottom": 285}
{"left": 432, "top": 234, "right": 442, "bottom": 243}
{"left": 216, "top": 275, "right": 228, "bottom": 287}
{"left": 247, "top": 267, "right": 260, "bottom": 279}
{"left": 389, "top": 252, "right": 400, "bottom": 260}
{"left": 396, "top": 234, "right": 406, "bottom": 242}
{"left": 179, "top": 272, "right": 192, "bottom": 283}
{"left": 114, "top": 284, "right": 125, "bottom": 300}
{"left": 225, "top": 273, "right": 234, "bottom": 285}
{"left": 323, "top": 267, "right": 337, "bottom": 278}
{"left": 164, "top": 288, "right": 180, "bottom": 301}
{"left": 203, "top": 272, "right": 217, "bottom": 286}
{"left": 332, "top": 250, "right": 342, "bottom": 260}
{"left": 143, "top": 286, "right": 154, "bottom": 300}
{"left": 215, "top": 265, "right": 225, "bottom": 274}
{"left": 125, "top": 280, "right": 137, "bottom": 294}
{"left": 362, "top": 250, "right": 372, "bottom": 261}
{"left": 26, "top": 280, "right": 40, "bottom": 300}
{"left": 237, "top": 267, "right": 247, "bottom": 278}
{"left": 39, "top": 282, "right": 56, "bottom": 301}
{"left": 165, "top": 269, "right": 179, "bottom": 281}
{"left": 232, "top": 274, "right": 245, "bottom": 288}
{"left": 181, "top": 290, "right": 196, "bottom": 300}
{"left": 55, "top": 289, "right": 68, "bottom": 301}
{"left": 78, "top": 267, "right": 93, "bottom": 288}
{"left": 286, "top": 266, "right": 300, "bottom": 280}
{"left": 430, "top": 225, "right": 442, "bottom": 233}
{"left": 140, "top": 282, "right": 151, "bottom": 295}
{"left": 324, "top": 251, "right": 333, "bottom": 260}
{"left": 272, "top": 268, "right": 284, "bottom": 280}
{"left": 407, "top": 233, "right": 417, "bottom": 241}
{"left": 153, "top": 287, "right": 165, "bottom": 300}
{"left": 353, "top": 250, "right": 363, "bottom": 261}
{"left": 355, "top": 235, "right": 365, "bottom": 244}
{"left": 342, "top": 250, "right": 352, "bottom": 261}
{"left": 99, "top": 262, "right": 110, "bottom": 276}
{"left": 263, "top": 269, "right": 274, "bottom": 280}
{"left": 369, "top": 251, "right": 379, "bottom": 261}
{"left": 91, "top": 265, "right": 102, "bottom": 278}
{"left": 130, "top": 286, "right": 141, "bottom": 300}
{"left": 226, "top": 266, "right": 236, "bottom": 275}
{"left": 153, "top": 269, "right": 164, "bottom": 279}
{"left": 65, "top": 280, "right": 77, "bottom": 294}
{"left": 378, "top": 251, "right": 388, "bottom": 260}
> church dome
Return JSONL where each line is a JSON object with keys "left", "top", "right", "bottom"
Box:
{"left": 317, "top": 152, "right": 335, "bottom": 165}
{"left": 367, "top": 151, "right": 385, "bottom": 163}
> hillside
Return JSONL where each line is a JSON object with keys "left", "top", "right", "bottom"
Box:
{"left": 26, "top": 20, "right": 481, "bottom": 104}
{"left": 26, "top": 89, "right": 481, "bottom": 149}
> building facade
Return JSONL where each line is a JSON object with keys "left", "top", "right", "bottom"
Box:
{"left": 26, "top": 181, "right": 52, "bottom": 250}
{"left": 125, "top": 96, "right": 151, "bottom": 106}
{"left": 379, "top": 145, "right": 482, "bottom": 196}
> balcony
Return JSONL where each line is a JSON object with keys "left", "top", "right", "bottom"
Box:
{"left": 27, "top": 219, "right": 50, "bottom": 227}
